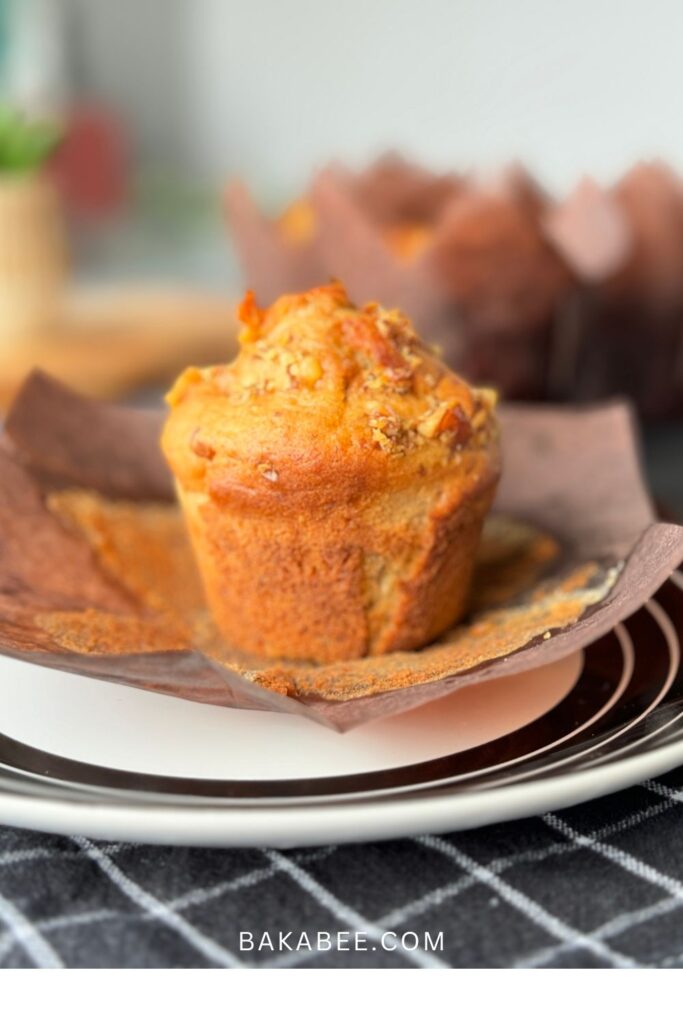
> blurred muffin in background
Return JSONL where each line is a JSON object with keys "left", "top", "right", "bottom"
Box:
{"left": 226, "top": 157, "right": 572, "bottom": 398}
{"left": 225, "top": 180, "right": 327, "bottom": 301}
{"left": 226, "top": 154, "right": 463, "bottom": 305}
{"left": 425, "top": 169, "right": 572, "bottom": 397}
{"left": 546, "top": 161, "right": 683, "bottom": 415}
{"left": 226, "top": 153, "right": 683, "bottom": 415}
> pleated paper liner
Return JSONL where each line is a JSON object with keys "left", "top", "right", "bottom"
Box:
{"left": 225, "top": 158, "right": 571, "bottom": 401}
{"left": 1, "top": 371, "right": 682, "bottom": 731}
{"left": 227, "top": 157, "right": 683, "bottom": 414}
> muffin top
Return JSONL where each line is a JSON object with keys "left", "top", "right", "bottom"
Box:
{"left": 163, "top": 283, "right": 499, "bottom": 506}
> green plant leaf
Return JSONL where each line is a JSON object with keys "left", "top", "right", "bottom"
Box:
{"left": 0, "top": 105, "right": 63, "bottom": 173}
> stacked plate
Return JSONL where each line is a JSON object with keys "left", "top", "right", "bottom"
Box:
{"left": 0, "top": 572, "right": 681, "bottom": 848}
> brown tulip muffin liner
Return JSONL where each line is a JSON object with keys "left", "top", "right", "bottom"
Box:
{"left": 225, "top": 160, "right": 571, "bottom": 400}
{"left": 1, "top": 371, "right": 682, "bottom": 732}
{"left": 548, "top": 297, "right": 683, "bottom": 417}
{"left": 225, "top": 180, "right": 327, "bottom": 303}
{"left": 227, "top": 159, "right": 683, "bottom": 414}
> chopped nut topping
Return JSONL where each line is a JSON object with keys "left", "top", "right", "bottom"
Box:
{"left": 367, "top": 402, "right": 407, "bottom": 453}
{"left": 257, "top": 462, "right": 279, "bottom": 482}
{"left": 416, "top": 402, "right": 464, "bottom": 439}
{"left": 172, "top": 285, "right": 498, "bottom": 469}
{"left": 189, "top": 429, "right": 215, "bottom": 460}
{"left": 289, "top": 354, "right": 322, "bottom": 386}
{"left": 471, "top": 407, "right": 489, "bottom": 431}
{"left": 371, "top": 427, "right": 396, "bottom": 452}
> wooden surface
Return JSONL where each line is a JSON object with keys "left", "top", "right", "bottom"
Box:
{"left": 0, "top": 286, "right": 237, "bottom": 409}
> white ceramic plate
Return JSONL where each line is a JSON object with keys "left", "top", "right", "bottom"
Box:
{"left": 0, "top": 574, "right": 681, "bottom": 847}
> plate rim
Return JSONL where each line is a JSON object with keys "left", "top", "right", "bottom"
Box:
{"left": 1, "top": 726, "right": 683, "bottom": 848}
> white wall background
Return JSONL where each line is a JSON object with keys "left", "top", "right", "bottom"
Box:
{"left": 41, "top": 0, "right": 683, "bottom": 198}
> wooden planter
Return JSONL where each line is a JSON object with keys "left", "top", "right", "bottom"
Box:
{"left": 0, "top": 174, "right": 67, "bottom": 340}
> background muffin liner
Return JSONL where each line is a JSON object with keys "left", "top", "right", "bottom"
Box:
{"left": 225, "top": 160, "right": 573, "bottom": 403}
{"left": 543, "top": 171, "right": 683, "bottom": 416}
{"left": 0, "top": 372, "right": 682, "bottom": 732}
{"left": 226, "top": 158, "right": 683, "bottom": 415}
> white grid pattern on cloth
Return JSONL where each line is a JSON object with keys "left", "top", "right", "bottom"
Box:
{"left": 0, "top": 889, "right": 63, "bottom": 968}
{"left": 262, "top": 850, "right": 448, "bottom": 969}
{"left": 375, "top": 795, "right": 681, "bottom": 931}
{"left": 257, "top": 789, "right": 683, "bottom": 968}
{"left": 1, "top": 775, "right": 683, "bottom": 967}
{"left": 0, "top": 907, "right": 119, "bottom": 962}
{"left": 72, "top": 837, "right": 242, "bottom": 969}
{"left": 0, "top": 843, "right": 342, "bottom": 967}
{"left": 543, "top": 808, "right": 683, "bottom": 898}
{"left": 165, "top": 845, "right": 338, "bottom": 915}
{"left": 643, "top": 779, "right": 683, "bottom": 803}
{"left": 415, "top": 834, "right": 640, "bottom": 968}
{"left": 0, "top": 845, "right": 339, "bottom": 966}
{"left": 517, "top": 895, "right": 682, "bottom": 968}
{"left": 510, "top": 793, "right": 683, "bottom": 968}
{"left": 0, "top": 842, "right": 127, "bottom": 870}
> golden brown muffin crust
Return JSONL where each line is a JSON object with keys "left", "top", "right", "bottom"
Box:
{"left": 164, "top": 283, "right": 498, "bottom": 510}
{"left": 162, "top": 284, "right": 500, "bottom": 662}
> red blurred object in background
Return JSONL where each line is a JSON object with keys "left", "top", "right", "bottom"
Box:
{"left": 48, "top": 104, "right": 128, "bottom": 218}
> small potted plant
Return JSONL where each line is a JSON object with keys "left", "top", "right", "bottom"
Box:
{"left": 0, "top": 106, "right": 66, "bottom": 340}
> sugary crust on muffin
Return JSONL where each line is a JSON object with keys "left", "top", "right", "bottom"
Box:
{"left": 163, "top": 283, "right": 499, "bottom": 510}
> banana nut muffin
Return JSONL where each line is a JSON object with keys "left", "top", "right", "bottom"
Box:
{"left": 162, "top": 283, "right": 500, "bottom": 663}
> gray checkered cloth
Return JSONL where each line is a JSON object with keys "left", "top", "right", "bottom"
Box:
{"left": 2, "top": 768, "right": 683, "bottom": 968}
